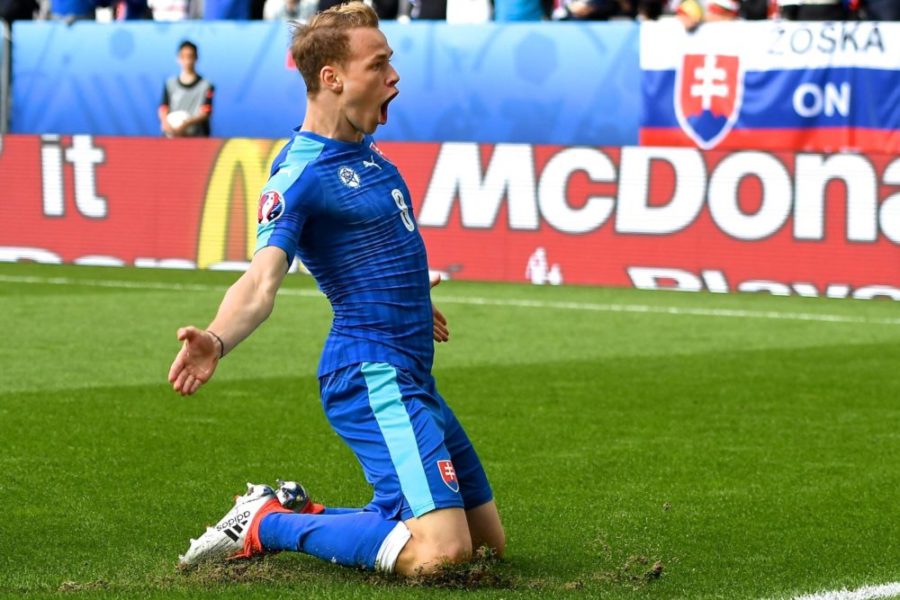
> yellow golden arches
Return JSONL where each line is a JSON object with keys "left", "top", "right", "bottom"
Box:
{"left": 197, "top": 138, "right": 288, "bottom": 269}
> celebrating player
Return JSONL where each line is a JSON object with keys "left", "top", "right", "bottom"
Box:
{"left": 167, "top": 3, "right": 504, "bottom": 577}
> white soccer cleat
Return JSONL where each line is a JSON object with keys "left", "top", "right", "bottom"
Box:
{"left": 179, "top": 482, "right": 279, "bottom": 567}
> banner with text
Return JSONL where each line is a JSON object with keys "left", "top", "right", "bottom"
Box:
{"left": 640, "top": 20, "right": 900, "bottom": 153}
{"left": 2, "top": 134, "right": 900, "bottom": 300}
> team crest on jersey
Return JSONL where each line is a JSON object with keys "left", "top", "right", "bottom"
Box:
{"left": 338, "top": 165, "right": 360, "bottom": 189}
{"left": 437, "top": 460, "right": 459, "bottom": 493}
{"left": 257, "top": 190, "right": 285, "bottom": 225}
{"left": 674, "top": 54, "right": 743, "bottom": 150}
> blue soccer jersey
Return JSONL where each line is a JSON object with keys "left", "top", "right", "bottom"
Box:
{"left": 255, "top": 130, "right": 434, "bottom": 378}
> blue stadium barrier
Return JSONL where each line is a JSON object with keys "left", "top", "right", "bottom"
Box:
{"left": 1, "top": 21, "right": 8, "bottom": 134}
{"left": 9, "top": 20, "right": 640, "bottom": 145}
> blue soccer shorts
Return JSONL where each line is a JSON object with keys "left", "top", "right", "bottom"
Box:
{"left": 320, "top": 362, "right": 494, "bottom": 521}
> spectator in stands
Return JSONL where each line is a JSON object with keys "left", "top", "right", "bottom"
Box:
{"left": 635, "top": 0, "right": 664, "bottom": 18}
{"left": 264, "top": 0, "right": 316, "bottom": 19}
{"left": 114, "top": 0, "right": 151, "bottom": 18}
{"left": 494, "top": 0, "right": 545, "bottom": 19}
{"left": 676, "top": 0, "right": 773, "bottom": 30}
{"left": 446, "top": 0, "right": 490, "bottom": 20}
{"left": 777, "top": 0, "right": 847, "bottom": 19}
{"left": 159, "top": 41, "right": 214, "bottom": 137}
{"left": 550, "top": 0, "right": 628, "bottom": 19}
{"left": 862, "top": 0, "right": 899, "bottom": 19}
{"left": 410, "top": 0, "right": 446, "bottom": 18}
{"left": 0, "top": 0, "right": 37, "bottom": 23}
{"left": 317, "top": 0, "right": 400, "bottom": 18}
{"left": 49, "top": 0, "right": 96, "bottom": 21}
{"left": 318, "top": 0, "right": 343, "bottom": 12}
{"left": 373, "top": 0, "right": 399, "bottom": 17}
{"left": 204, "top": 0, "right": 250, "bottom": 18}
{"left": 147, "top": 0, "right": 189, "bottom": 19}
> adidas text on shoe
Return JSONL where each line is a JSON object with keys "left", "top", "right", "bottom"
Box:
{"left": 178, "top": 482, "right": 288, "bottom": 567}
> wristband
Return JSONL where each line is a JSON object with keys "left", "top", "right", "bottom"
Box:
{"left": 207, "top": 330, "right": 225, "bottom": 358}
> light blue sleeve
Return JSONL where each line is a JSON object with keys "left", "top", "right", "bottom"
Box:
{"left": 255, "top": 137, "right": 325, "bottom": 263}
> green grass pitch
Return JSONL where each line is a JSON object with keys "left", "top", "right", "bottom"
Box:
{"left": 1, "top": 262, "right": 899, "bottom": 599}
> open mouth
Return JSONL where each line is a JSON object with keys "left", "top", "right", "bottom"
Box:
{"left": 380, "top": 91, "right": 399, "bottom": 125}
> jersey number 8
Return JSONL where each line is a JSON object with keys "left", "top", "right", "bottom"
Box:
{"left": 392, "top": 189, "right": 415, "bottom": 232}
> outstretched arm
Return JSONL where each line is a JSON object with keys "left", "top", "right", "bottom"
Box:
{"left": 168, "top": 246, "right": 290, "bottom": 396}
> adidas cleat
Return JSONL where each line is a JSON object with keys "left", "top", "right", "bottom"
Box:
{"left": 178, "top": 482, "right": 288, "bottom": 567}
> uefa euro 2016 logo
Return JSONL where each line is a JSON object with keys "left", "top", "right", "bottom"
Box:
{"left": 674, "top": 54, "right": 743, "bottom": 150}
{"left": 257, "top": 190, "right": 285, "bottom": 225}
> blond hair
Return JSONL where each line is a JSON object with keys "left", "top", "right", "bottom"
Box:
{"left": 291, "top": 3, "right": 380, "bottom": 95}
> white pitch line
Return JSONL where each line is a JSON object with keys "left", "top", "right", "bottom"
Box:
{"left": 788, "top": 582, "right": 900, "bottom": 600}
{"left": 434, "top": 294, "right": 900, "bottom": 326}
{"left": 3, "top": 273, "right": 900, "bottom": 327}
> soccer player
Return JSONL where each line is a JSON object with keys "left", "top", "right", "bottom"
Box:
{"left": 167, "top": 4, "right": 504, "bottom": 576}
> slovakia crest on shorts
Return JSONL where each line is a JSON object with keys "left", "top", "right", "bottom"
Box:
{"left": 437, "top": 460, "right": 459, "bottom": 493}
{"left": 674, "top": 54, "right": 743, "bottom": 150}
{"left": 257, "top": 190, "right": 284, "bottom": 225}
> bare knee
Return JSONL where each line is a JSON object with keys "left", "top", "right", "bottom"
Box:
{"left": 397, "top": 536, "right": 473, "bottom": 576}
{"left": 422, "top": 538, "right": 473, "bottom": 571}
{"left": 395, "top": 507, "right": 475, "bottom": 576}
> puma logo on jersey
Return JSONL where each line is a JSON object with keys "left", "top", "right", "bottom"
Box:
{"left": 363, "top": 156, "right": 381, "bottom": 170}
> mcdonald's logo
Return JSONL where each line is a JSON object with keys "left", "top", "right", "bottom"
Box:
{"left": 197, "top": 138, "right": 288, "bottom": 268}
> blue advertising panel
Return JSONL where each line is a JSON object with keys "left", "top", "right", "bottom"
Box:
{"left": 10, "top": 20, "right": 640, "bottom": 145}
{"left": 1, "top": 21, "right": 7, "bottom": 133}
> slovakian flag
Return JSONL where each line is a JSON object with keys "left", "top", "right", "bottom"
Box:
{"left": 676, "top": 54, "right": 742, "bottom": 149}
{"left": 640, "top": 21, "right": 900, "bottom": 153}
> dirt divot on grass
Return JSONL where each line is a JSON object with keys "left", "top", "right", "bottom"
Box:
{"left": 596, "top": 554, "right": 664, "bottom": 586}
{"left": 367, "top": 547, "right": 514, "bottom": 591}
{"left": 585, "top": 534, "right": 668, "bottom": 590}
{"left": 175, "top": 545, "right": 649, "bottom": 594}
{"left": 174, "top": 557, "right": 315, "bottom": 585}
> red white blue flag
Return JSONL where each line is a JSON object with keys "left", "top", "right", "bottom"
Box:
{"left": 641, "top": 21, "right": 900, "bottom": 153}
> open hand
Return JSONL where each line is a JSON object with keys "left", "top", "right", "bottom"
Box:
{"left": 167, "top": 326, "right": 220, "bottom": 396}
{"left": 430, "top": 274, "right": 449, "bottom": 343}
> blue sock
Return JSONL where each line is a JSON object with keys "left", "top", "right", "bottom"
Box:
{"left": 258, "top": 511, "right": 397, "bottom": 569}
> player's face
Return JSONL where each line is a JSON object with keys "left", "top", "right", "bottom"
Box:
{"left": 178, "top": 47, "right": 197, "bottom": 72}
{"left": 339, "top": 28, "right": 399, "bottom": 136}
